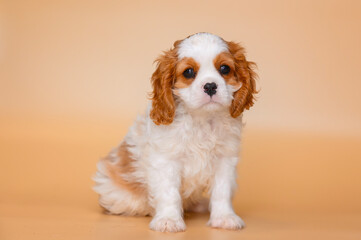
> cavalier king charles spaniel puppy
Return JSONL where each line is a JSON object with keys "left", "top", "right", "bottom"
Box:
{"left": 93, "top": 32, "right": 257, "bottom": 232}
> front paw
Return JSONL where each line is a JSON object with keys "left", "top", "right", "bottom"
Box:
{"left": 207, "top": 214, "right": 245, "bottom": 230}
{"left": 149, "top": 217, "right": 186, "bottom": 233}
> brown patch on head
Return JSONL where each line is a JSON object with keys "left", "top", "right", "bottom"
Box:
{"left": 225, "top": 41, "right": 258, "bottom": 118}
{"left": 173, "top": 57, "right": 200, "bottom": 92}
{"left": 213, "top": 52, "right": 239, "bottom": 87}
{"left": 149, "top": 40, "right": 182, "bottom": 125}
{"left": 104, "top": 142, "right": 146, "bottom": 196}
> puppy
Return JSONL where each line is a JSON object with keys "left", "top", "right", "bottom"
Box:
{"left": 93, "top": 32, "right": 257, "bottom": 232}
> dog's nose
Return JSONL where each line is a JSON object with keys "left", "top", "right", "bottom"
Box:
{"left": 203, "top": 82, "right": 217, "bottom": 97}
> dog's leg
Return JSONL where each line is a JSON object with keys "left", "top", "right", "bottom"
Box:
{"left": 207, "top": 157, "right": 245, "bottom": 230}
{"left": 147, "top": 156, "right": 186, "bottom": 232}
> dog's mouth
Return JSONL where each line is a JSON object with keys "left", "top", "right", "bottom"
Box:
{"left": 199, "top": 98, "right": 224, "bottom": 111}
{"left": 206, "top": 100, "right": 221, "bottom": 105}
{"left": 204, "top": 95, "right": 223, "bottom": 105}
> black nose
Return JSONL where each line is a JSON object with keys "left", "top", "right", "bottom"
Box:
{"left": 203, "top": 82, "right": 217, "bottom": 97}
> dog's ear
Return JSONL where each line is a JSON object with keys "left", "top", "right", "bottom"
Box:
{"left": 227, "top": 41, "right": 258, "bottom": 118}
{"left": 150, "top": 43, "right": 179, "bottom": 125}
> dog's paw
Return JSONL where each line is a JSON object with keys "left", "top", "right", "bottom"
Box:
{"left": 207, "top": 214, "right": 245, "bottom": 230}
{"left": 149, "top": 217, "right": 186, "bottom": 232}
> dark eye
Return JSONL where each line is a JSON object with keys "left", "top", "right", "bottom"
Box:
{"left": 219, "top": 65, "right": 230, "bottom": 75}
{"left": 183, "top": 68, "right": 196, "bottom": 79}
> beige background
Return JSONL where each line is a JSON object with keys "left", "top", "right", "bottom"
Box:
{"left": 1, "top": 0, "right": 361, "bottom": 239}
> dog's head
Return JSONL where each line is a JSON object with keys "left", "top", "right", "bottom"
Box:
{"left": 150, "top": 33, "right": 257, "bottom": 125}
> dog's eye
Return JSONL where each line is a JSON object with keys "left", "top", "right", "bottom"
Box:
{"left": 183, "top": 68, "right": 196, "bottom": 79}
{"left": 219, "top": 65, "right": 230, "bottom": 75}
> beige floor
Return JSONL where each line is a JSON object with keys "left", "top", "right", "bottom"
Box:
{"left": 1, "top": 119, "right": 361, "bottom": 239}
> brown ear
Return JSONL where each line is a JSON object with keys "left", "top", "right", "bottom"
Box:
{"left": 150, "top": 45, "right": 178, "bottom": 125}
{"left": 227, "top": 41, "right": 258, "bottom": 118}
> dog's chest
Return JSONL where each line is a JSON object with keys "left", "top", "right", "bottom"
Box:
{"left": 181, "top": 117, "right": 222, "bottom": 156}
{"left": 179, "top": 117, "right": 230, "bottom": 193}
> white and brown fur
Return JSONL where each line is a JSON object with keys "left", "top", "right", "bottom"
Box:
{"left": 93, "top": 33, "right": 257, "bottom": 232}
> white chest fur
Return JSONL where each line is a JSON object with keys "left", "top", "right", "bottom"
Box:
{"left": 124, "top": 103, "right": 243, "bottom": 199}
{"left": 154, "top": 107, "right": 243, "bottom": 198}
